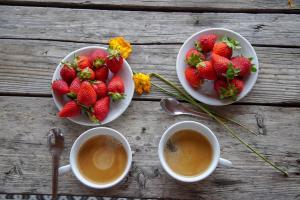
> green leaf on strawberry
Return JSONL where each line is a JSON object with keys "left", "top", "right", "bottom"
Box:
{"left": 88, "top": 113, "right": 100, "bottom": 123}
{"left": 226, "top": 63, "right": 240, "bottom": 79}
{"left": 67, "top": 92, "right": 77, "bottom": 99}
{"left": 219, "top": 87, "right": 228, "bottom": 99}
{"left": 109, "top": 92, "right": 126, "bottom": 101}
{"left": 186, "top": 53, "right": 203, "bottom": 67}
{"left": 221, "top": 36, "right": 241, "bottom": 50}
{"left": 61, "top": 61, "right": 74, "bottom": 68}
{"left": 82, "top": 107, "right": 100, "bottom": 123}
{"left": 251, "top": 65, "right": 257, "bottom": 72}
{"left": 71, "top": 55, "right": 80, "bottom": 71}
{"left": 194, "top": 41, "right": 202, "bottom": 52}
{"left": 108, "top": 47, "right": 121, "bottom": 59}
{"left": 198, "top": 61, "right": 206, "bottom": 67}
{"left": 93, "top": 59, "right": 105, "bottom": 69}
{"left": 248, "top": 57, "right": 254, "bottom": 61}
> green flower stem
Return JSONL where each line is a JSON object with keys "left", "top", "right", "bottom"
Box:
{"left": 150, "top": 73, "right": 288, "bottom": 176}
{"left": 212, "top": 112, "right": 258, "bottom": 136}
{"left": 150, "top": 73, "right": 191, "bottom": 98}
{"left": 151, "top": 83, "right": 184, "bottom": 100}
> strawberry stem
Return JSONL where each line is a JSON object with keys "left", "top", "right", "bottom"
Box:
{"left": 108, "top": 47, "right": 121, "bottom": 59}
{"left": 109, "top": 92, "right": 125, "bottom": 101}
{"left": 93, "top": 58, "right": 105, "bottom": 69}
{"left": 67, "top": 92, "right": 77, "bottom": 99}
{"left": 186, "top": 53, "right": 203, "bottom": 67}
{"left": 226, "top": 63, "right": 240, "bottom": 80}
{"left": 222, "top": 36, "right": 241, "bottom": 50}
{"left": 194, "top": 41, "right": 202, "bottom": 52}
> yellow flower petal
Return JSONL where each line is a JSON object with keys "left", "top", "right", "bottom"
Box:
{"left": 109, "top": 37, "right": 132, "bottom": 59}
{"left": 133, "top": 73, "right": 151, "bottom": 95}
{"left": 137, "top": 87, "right": 143, "bottom": 95}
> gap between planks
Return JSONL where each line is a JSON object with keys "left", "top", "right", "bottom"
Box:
{"left": 0, "top": 1, "right": 299, "bottom": 14}
{"left": 0, "top": 94, "right": 299, "bottom": 108}
{"left": 1, "top": 37, "right": 300, "bottom": 49}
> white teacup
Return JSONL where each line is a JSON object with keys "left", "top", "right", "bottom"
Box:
{"left": 59, "top": 127, "right": 132, "bottom": 189}
{"left": 158, "top": 121, "right": 232, "bottom": 182}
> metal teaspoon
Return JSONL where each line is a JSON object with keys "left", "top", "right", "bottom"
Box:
{"left": 160, "top": 98, "right": 209, "bottom": 119}
{"left": 48, "top": 128, "right": 64, "bottom": 200}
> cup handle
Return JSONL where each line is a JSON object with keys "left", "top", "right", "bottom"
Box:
{"left": 59, "top": 164, "right": 71, "bottom": 175}
{"left": 218, "top": 158, "right": 232, "bottom": 167}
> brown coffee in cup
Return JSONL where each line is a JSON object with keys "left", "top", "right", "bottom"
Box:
{"left": 77, "top": 135, "right": 127, "bottom": 184}
{"left": 164, "top": 129, "right": 213, "bottom": 176}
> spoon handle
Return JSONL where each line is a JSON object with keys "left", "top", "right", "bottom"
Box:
{"left": 52, "top": 155, "right": 59, "bottom": 200}
{"left": 183, "top": 107, "right": 210, "bottom": 119}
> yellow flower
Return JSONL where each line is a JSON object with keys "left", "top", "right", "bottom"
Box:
{"left": 133, "top": 73, "right": 151, "bottom": 95}
{"left": 288, "top": 0, "right": 295, "bottom": 8}
{"left": 109, "top": 37, "right": 132, "bottom": 59}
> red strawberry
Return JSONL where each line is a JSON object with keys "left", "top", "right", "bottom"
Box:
{"left": 230, "top": 78, "right": 244, "bottom": 94}
{"left": 79, "top": 67, "right": 95, "bottom": 80}
{"left": 93, "top": 96, "right": 110, "bottom": 121}
{"left": 231, "top": 56, "right": 256, "bottom": 77}
{"left": 211, "top": 53, "right": 232, "bottom": 77}
{"left": 197, "top": 61, "right": 217, "bottom": 80}
{"left": 222, "top": 78, "right": 244, "bottom": 100}
{"left": 212, "top": 36, "right": 240, "bottom": 59}
{"left": 185, "top": 66, "right": 202, "bottom": 88}
{"left": 92, "top": 81, "right": 107, "bottom": 99}
{"left": 107, "top": 76, "right": 125, "bottom": 101}
{"left": 74, "top": 55, "right": 92, "bottom": 70}
{"left": 185, "top": 48, "right": 205, "bottom": 67}
{"left": 90, "top": 49, "right": 108, "bottom": 69}
{"left": 106, "top": 48, "right": 123, "bottom": 74}
{"left": 77, "top": 81, "right": 97, "bottom": 106}
{"left": 214, "top": 78, "right": 244, "bottom": 100}
{"left": 69, "top": 77, "right": 81, "bottom": 94}
{"left": 214, "top": 78, "right": 228, "bottom": 98}
{"left": 67, "top": 77, "right": 81, "bottom": 99}
{"left": 60, "top": 64, "right": 76, "bottom": 84}
{"left": 52, "top": 80, "right": 69, "bottom": 95}
{"left": 95, "top": 66, "right": 109, "bottom": 82}
{"left": 195, "top": 34, "right": 217, "bottom": 52}
{"left": 58, "top": 100, "right": 81, "bottom": 117}
{"left": 212, "top": 42, "right": 232, "bottom": 59}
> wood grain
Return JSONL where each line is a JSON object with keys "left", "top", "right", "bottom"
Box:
{"left": 1, "top": 0, "right": 299, "bottom": 11}
{"left": 0, "top": 96, "right": 299, "bottom": 199}
{"left": 0, "top": 6, "right": 300, "bottom": 46}
{"left": 0, "top": 39, "right": 300, "bottom": 104}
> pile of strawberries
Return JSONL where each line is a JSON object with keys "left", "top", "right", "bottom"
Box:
{"left": 51, "top": 48, "right": 126, "bottom": 122}
{"left": 184, "top": 34, "right": 256, "bottom": 100}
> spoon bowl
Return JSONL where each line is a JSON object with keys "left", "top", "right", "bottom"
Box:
{"left": 160, "top": 98, "right": 209, "bottom": 119}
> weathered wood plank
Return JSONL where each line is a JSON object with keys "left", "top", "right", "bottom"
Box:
{"left": 0, "top": 39, "right": 299, "bottom": 104}
{"left": 0, "top": 6, "right": 300, "bottom": 46}
{"left": 0, "top": 96, "right": 299, "bottom": 199}
{"left": 1, "top": 0, "right": 299, "bottom": 11}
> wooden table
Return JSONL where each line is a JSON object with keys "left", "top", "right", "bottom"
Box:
{"left": 0, "top": 1, "right": 300, "bottom": 199}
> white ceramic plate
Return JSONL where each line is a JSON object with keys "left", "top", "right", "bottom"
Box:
{"left": 52, "top": 46, "right": 134, "bottom": 126}
{"left": 176, "top": 28, "right": 259, "bottom": 106}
